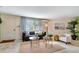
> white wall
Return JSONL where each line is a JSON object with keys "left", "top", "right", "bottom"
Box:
{"left": 0, "top": 13, "right": 21, "bottom": 40}
{"left": 0, "top": 13, "right": 75, "bottom": 41}
{"left": 48, "top": 17, "right": 75, "bottom": 35}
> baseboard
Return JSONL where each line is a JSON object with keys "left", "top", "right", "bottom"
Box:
{"left": 0, "top": 39, "right": 15, "bottom": 43}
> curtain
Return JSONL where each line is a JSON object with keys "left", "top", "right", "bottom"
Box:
{"left": 21, "top": 17, "right": 43, "bottom": 33}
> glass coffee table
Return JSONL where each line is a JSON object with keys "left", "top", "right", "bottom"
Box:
{"left": 29, "top": 36, "right": 39, "bottom": 48}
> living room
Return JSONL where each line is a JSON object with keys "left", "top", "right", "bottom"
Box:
{"left": 0, "top": 6, "right": 79, "bottom": 53}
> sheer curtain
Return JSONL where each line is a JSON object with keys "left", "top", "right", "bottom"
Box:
{"left": 21, "top": 17, "right": 43, "bottom": 33}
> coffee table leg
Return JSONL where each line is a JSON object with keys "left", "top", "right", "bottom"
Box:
{"left": 45, "top": 40, "right": 47, "bottom": 48}
{"left": 36, "top": 39, "right": 39, "bottom": 48}
{"left": 38, "top": 40, "right": 40, "bottom": 47}
{"left": 30, "top": 40, "right": 32, "bottom": 48}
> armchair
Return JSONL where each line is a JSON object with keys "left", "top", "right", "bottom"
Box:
{"left": 59, "top": 34, "right": 71, "bottom": 44}
{"left": 38, "top": 32, "right": 46, "bottom": 39}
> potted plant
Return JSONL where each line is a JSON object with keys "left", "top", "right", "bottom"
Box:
{"left": 0, "top": 17, "right": 2, "bottom": 40}
{"left": 75, "top": 31, "right": 79, "bottom": 40}
{"left": 67, "top": 19, "right": 78, "bottom": 40}
{"left": 0, "top": 18, "right": 2, "bottom": 24}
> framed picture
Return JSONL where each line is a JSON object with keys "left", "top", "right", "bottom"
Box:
{"left": 55, "top": 23, "right": 65, "bottom": 30}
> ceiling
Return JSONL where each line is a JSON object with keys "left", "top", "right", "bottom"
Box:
{"left": 0, "top": 6, "right": 79, "bottom": 19}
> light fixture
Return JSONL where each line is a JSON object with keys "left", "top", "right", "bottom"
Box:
{"left": 45, "top": 24, "right": 48, "bottom": 27}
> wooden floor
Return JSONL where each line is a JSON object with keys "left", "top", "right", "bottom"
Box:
{"left": 20, "top": 40, "right": 64, "bottom": 53}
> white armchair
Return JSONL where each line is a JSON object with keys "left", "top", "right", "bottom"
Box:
{"left": 59, "top": 34, "right": 71, "bottom": 43}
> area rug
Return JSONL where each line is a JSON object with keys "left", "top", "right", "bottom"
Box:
{"left": 71, "top": 40, "right": 79, "bottom": 47}
{"left": 20, "top": 41, "right": 65, "bottom": 53}
{"left": 0, "top": 42, "right": 20, "bottom": 53}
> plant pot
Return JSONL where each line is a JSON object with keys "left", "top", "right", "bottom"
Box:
{"left": 71, "top": 35, "right": 77, "bottom": 40}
